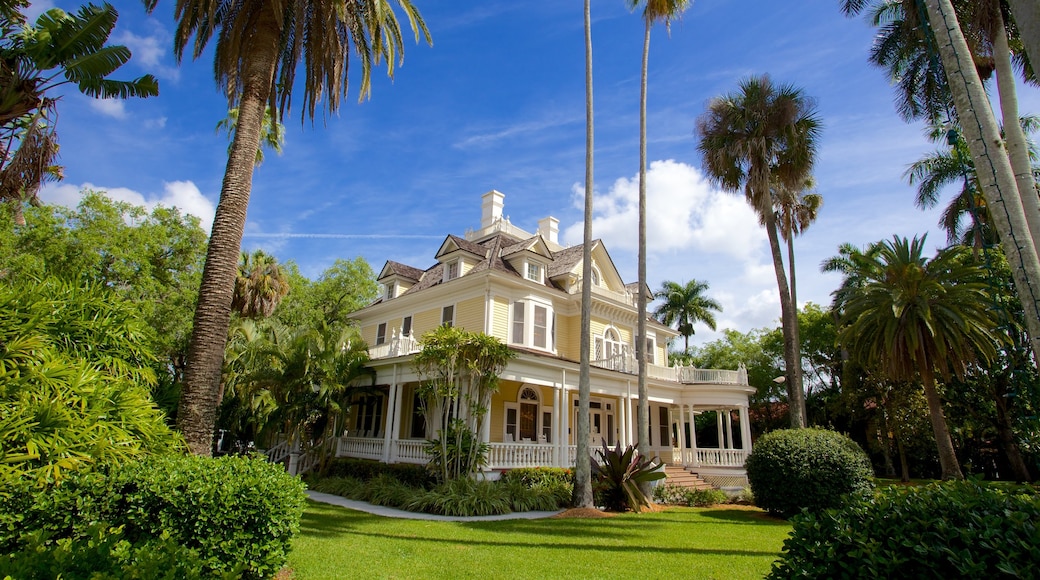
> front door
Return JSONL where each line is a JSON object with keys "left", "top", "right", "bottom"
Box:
{"left": 575, "top": 400, "right": 615, "bottom": 447}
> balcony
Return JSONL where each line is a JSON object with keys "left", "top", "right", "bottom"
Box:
{"left": 590, "top": 353, "right": 748, "bottom": 385}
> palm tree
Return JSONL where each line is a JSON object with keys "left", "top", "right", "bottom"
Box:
{"left": 215, "top": 106, "right": 285, "bottom": 166}
{"left": 142, "top": 0, "right": 431, "bottom": 455}
{"left": 0, "top": 4, "right": 158, "bottom": 225}
{"left": 1006, "top": 0, "right": 1039, "bottom": 70}
{"left": 573, "top": 0, "right": 595, "bottom": 509}
{"left": 652, "top": 279, "right": 721, "bottom": 353}
{"left": 697, "top": 75, "right": 821, "bottom": 429}
{"left": 232, "top": 249, "right": 290, "bottom": 319}
{"left": 836, "top": 235, "right": 1002, "bottom": 479}
{"left": 628, "top": 0, "right": 691, "bottom": 465}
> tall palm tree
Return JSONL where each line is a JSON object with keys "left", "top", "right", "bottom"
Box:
{"left": 652, "top": 279, "right": 721, "bottom": 353}
{"left": 836, "top": 235, "right": 1002, "bottom": 479}
{"left": 143, "top": 0, "right": 431, "bottom": 455}
{"left": 697, "top": 75, "right": 821, "bottom": 429}
{"left": 840, "top": 0, "right": 1040, "bottom": 365}
{"left": 628, "top": 0, "right": 691, "bottom": 464}
{"left": 1006, "top": 0, "right": 1039, "bottom": 70}
{"left": 573, "top": 0, "right": 595, "bottom": 509}
{"left": 215, "top": 106, "right": 285, "bottom": 166}
{"left": 232, "top": 249, "right": 290, "bottom": 319}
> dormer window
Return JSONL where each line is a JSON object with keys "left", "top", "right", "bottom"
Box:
{"left": 526, "top": 262, "right": 543, "bottom": 283}
{"left": 446, "top": 261, "right": 460, "bottom": 281}
{"left": 384, "top": 283, "right": 395, "bottom": 300}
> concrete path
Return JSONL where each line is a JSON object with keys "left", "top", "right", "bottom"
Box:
{"left": 306, "top": 490, "right": 562, "bottom": 522}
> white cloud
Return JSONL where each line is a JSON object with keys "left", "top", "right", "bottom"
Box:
{"left": 25, "top": 1, "right": 54, "bottom": 22}
{"left": 116, "top": 28, "right": 181, "bottom": 81}
{"left": 40, "top": 181, "right": 216, "bottom": 232}
{"left": 144, "top": 116, "right": 167, "bottom": 130}
{"left": 90, "top": 98, "right": 127, "bottom": 119}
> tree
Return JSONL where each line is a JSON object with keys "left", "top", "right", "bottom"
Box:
{"left": 215, "top": 106, "right": 285, "bottom": 166}
{"left": 143, "top": 0, "right": 431, "bottom": 455}
{"left": 0, "top": 3, "right": 158, "bottom": 224}
{"left": 412, "top": 326, "right": 514, "bottom": 482}
{"left": 629, "top": 0, "right": 692, "bottom": 470}
{"left": 232, "top": 249, "right": 290, "bottom": 319}
{"left": 836, "top": 235, "right": 1002, "bottom": 479}
{"left": 652, "top": 279, "right": 721, "bottom": 353}
{"left": 697, "top": 75, "right": 822, "bottom": 428}
{"left": 273, "top": 257, "right": 378, "bottom": 332}
{"left": 574, "top": 0, "right": 595, "bottom": 509}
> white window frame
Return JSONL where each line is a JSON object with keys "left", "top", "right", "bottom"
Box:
{"left": 509, "top": 298, "right": 554, "bottom": 352}
{"left": 441, "top": 304, "right": 455, "bottom": 327}
{"left": 376, "top": 322, "right": 387, "bottom": 345}
{"left": 591, "top": 267, "right": 601, "bottom": 287}
{"left": 511, "top": 301, "right": 525, "bottom": 344}
{"left": 384, "top": 282, "right": 395, "bottom": 300}
{"left": 525, "top": 260, "right": 544, "bottom": 283}
{"left": 504, "top": 387, "right": 545, "bottom": 443}
{"left": 645, "top": 335, "right": 656, "bottom": 365}
{"left": 445, "top": 260, "right": 460, "bottom": 281}
{"left": 401, "top": 315, "right": 413, "bottom": 337}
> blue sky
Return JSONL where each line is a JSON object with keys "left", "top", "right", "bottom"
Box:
{"left": 32, "top": 0, "right": 1040, "bottom": 347}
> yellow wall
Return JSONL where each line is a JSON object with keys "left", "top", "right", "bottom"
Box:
{"left": 556, "top": 314, "right": 578, "bottom": 360}
{"left": 488, "top": 382, "right": 521, "bottom": 442}
{"left": 360, "top": 323, "right": 376, "bottom": 346}
{"left": 455, "top": 296, "right": 484, "bottom": 332}
{"left": 412, "top": 306, "right": 441, "bottom": 337}
{"left": 491, "top": 297, "right": 509, "bottom": 341}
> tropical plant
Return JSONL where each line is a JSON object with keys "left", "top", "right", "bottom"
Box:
{"left": 774, "top": 179, "right": 822, "bottom": 315}
{"left": 835, "top": 236, "right": 1003, "bottom": 479}
{"left": 215, "top": 105, "right": 285, "bottom": 165}
{"left": 574, "top": 0, "right": 596, "bottom": 510}
{"left": 413, "top": 326, "right": 514, "bottom": 482}
{"left": 143, "top": 0, "right": 431, "bottom": 456}
{"left": 232, "top": 249, "right": 290, "bottom": 319}
{"left": 653, "top": 279, "right": 722, "bottom": 353}
{"left": 0, "top": 3, "right": 158, "bottom": 224}
{"left": 628, "top": 0, "right": 692, "bottom": 482}
{"left": 697, "top": 75, "right": 821, "bottom": 428}
{"left": 591, "top": 441, "right": 665, "bottom": 512}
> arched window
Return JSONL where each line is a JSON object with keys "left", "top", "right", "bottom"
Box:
{"left": 518, "top": 387, "right": 539, "bottom": 442}
{"left": 590, "top": 268, "right": 600, "bottom": 286}
{"left": 505, "top": 387, "right": 546, "bottom": 443}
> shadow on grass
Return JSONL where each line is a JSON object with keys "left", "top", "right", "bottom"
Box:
{"left": 697, "top": 509, "right": 789, "bottom": 525}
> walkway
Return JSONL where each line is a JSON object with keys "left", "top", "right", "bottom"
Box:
{"left": 306, "top": 491, "right": 562, "bottom": 522}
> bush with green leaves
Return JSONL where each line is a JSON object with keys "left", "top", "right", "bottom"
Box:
{"left": 499, "top": 467, "right": 573, "bottom": 507}
{"left": 745, "top": 428, "right": 874, "bottom": 518}
{"left": 592, "top": 442, "right": 666, "bottom": 512}
{"left": 407, "top": 478, "right": 512, "bottom": 516}
{"left": 0, "top": 454, "right": 306, "bottom": 579}
{"left": 323, "top": 457, "right": 434, "bottom": 488}
{"left": 424, "top": 420, "right": 489, "bottom": 482}
{"left": 652, "top": 483, "right": 728, "bottom": 507}
{"left": 769, "top": 481, "right": 1040, "bottom": 578}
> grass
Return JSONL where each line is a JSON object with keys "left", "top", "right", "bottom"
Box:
{"left": 287, "top": 501, "right": 792, "bottom": 579}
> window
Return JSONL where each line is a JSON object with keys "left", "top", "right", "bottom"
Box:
{"left": 526, "top": 262, "right": 542, "bottom": 282}
{"left": 533, "top": 304, "right": 548, "bottom": 348}
{"left": 446, "top": 260, "right": 459, "bottom": 281}
{"left": 658, "top": 406, "right": 670, "bottom": 447}
{"left": 376, "top": 322, "right": 387, "bottom": 345}
{"left": 356, "top": 394, "right": 384, "bottom": 437}
{"left": 441, "top": 305, "right": 454, "bottom": 327}
{"left": 384, "top": 283, "right": 395, "bottom": 300}
{"left": 511, "top": 302, "right": 525, "bottom": 344}
{"left": 591, "top": 268, "right": 600, "bottom": 286}
{"left": 542, "top": 411, "right": 552, "bottom": 443}
{"left": 401, "top": 315, "right": 413, "bottom": 337}
{"left": 410, "top": 392, "right": 426, "bottom": 438}
{"left": 645, "top": 336, "right": 656, "bottom": 365}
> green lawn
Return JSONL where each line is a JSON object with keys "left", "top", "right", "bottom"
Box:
{"left": 287, "top": 501, "right": 792, "bottom": 579}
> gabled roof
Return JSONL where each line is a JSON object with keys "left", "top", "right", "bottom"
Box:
{"left": 434, "top": 234, "right": 488, "bottom": 260}
{"left": 377, "top": 260, "right": 424, "bottom": 282}
{"left": 500, "top": 236, "right": 554, "bottom": 260}
{"left": 546, "top": 241, "right": 595, "bottom": 278}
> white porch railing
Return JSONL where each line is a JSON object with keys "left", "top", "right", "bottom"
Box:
{"left": 589, "top": 356, "right": 747, "bottom": 386}
{"left": 297, "top": 437, "right": 336, "bottom": 475}
{"left": 367, "top": 331, "right": 420, "bottom": 360}
{"left": 676, "top": 366, "right": 748, "bottom": 385}
{"left": 338, "top": 436, "right": 385, "bottom": 460}
{"left": 688, "top": 448, "right": 749, "bottom": 467}
{"left": 264, "top": 438, "right": 291, "bottom": 465}
{"left": 486, "top": 442, "right": 555, "bottom": 469}
{"left": 393, "top": 439, "right": 430, "bottom": 463}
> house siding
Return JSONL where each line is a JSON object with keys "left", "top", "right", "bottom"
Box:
{"left": 556, "top": 313, "right": 578, "bottom": 360}
{"left": 412, "top": 307, "right": 441, "bottom": 337}
{"left": 455, "top": 296, "right": 484, "bottom": 332}
{"left": 491, "top": 296, "right": 509, "bottom": 341}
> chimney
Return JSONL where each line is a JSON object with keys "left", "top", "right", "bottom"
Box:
{"left": 538, "top": 216, "right": 559, "bottom": 244}
{"left": 481, "top": 190, "right": 505, "bottom": 228}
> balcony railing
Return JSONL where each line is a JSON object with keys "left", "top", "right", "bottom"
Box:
{"left": 368, "top": 332, "right": 420, "bottom": 360}
{"left": 590, "top": 354, "right": 748, "bottom": 386}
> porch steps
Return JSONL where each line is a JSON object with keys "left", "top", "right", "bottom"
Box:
{"left": 663, "top": 465, "right": 714, "bottom": 490}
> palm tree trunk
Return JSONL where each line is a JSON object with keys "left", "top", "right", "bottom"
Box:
{"left": 573, "top": 0, "right": 595, "bottom": 509}
{"left": 919, "top": 365, "right": 962, "bottom": 480}
{"left": 922, "top": 0, "right": 1040, "bottom": 365}
{"left": 177, "top": 6, "right": 281, "bottom": 456}
{"left": 636, "top": 19, "right": 651, "bottom": 471}
{"left": 1005, "top": 0, "right": 1040, "bottom": 76}
{"left": 786, "top": 230, "right": 805, "bottom": 418}
{"left": 993, "top": 373, "right": 1033, "bottom": 482}
{"left": 991, "top": 5, "right": 1040, "bottom": 251}
{"left": 764, "top": 211, "right": 805, "bottom": 428}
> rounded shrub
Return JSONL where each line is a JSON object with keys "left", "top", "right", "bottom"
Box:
{"left": 745, "top": 428, "right": 873, "bottom": 518}
{"left": 769, "top": 481, "right": 1040, "bottom": 578}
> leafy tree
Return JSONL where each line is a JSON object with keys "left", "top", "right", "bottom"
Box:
{"left": 144, "top": 0, "right": 432, "bottom": 456}
{"left": 232, "top": 249, "right": 290, "bottom": 319}
{"left": 629, "top": 0, "right": 692, "bottom": 488}
{"left": 274, "top": 257, "right": 378, "bottom": 331}
{"left": 0, "top": 2, "right": 158, "bottom": 224}
{"left": 697, "top": 75, "right": 822, "bottom": 429}
{"left": 653, "top": 279, "right": 721, "bottom": 354}
{"left": 836, "top": 236, "right": 1003, "bottom": 479}
{"left": 413, "top": 326, "right": 514, "bottom": 482}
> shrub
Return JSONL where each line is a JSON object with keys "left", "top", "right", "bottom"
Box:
{"left": 745, "top": 428, "right": 873, "bottom": 518}
{"left": 768, "top": 481, "right": 1040, "bottom": 578}
{"left": 499, "top": 467, "right": 573, "bottom": 508}
{"left": 408, "top": 478, "right": 511, "bottom": 516}
{"left": 365, "top": 474, "right": 420, "bottom": 508}
{"left": 324, "top": 458, "right": 433, "bottom": 488}
{"left": 308, "top": 475, "right": 365, "bottom": 498}
{"left": 1, "top": 454, "right": 306, "bottom": 579}
{"left": 592, "top": 442, "right": 666, "bottom": 512}
{"left": 652, "top": 483, "right": 728, "bottom": 507}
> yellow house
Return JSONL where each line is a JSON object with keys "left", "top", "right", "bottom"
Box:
{"left": 338, "top": 190, "right": 754, "bottom": 488}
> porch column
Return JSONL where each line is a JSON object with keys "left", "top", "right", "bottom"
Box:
{"left": 389, "top": 372, "right": 405, "bottom": 463}
{"left": 725, "top": 408, "right": 734, "bottom": 452}
{"left": 381, "top": 380, "right": 398, "bottom": 463}
{"left": 739, "top": 405, "right": 753, "bottom": 452}
{"left": 561, "top": 385, "right": 570, "bottom": 465}
{"left": 688, "top": 407, "right": 700, "bottom": 468}
{"left": 552, "top": 383, "right": 562, "bottom": 466}
{"left": 676, "top": 403, "right": 688, "bottom": 466}
{"left": 716, "top": 410, "right": 725, "bottom": 449}
{"left": 625, "top": 381, "right": 634, "bottom": 447}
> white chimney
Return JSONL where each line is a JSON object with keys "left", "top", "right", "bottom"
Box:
{"left": 481, "top": 190, "right": 505, "bottom": 228}
{"left": 538, "top": 216, "right": 559, "bottom": 244}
